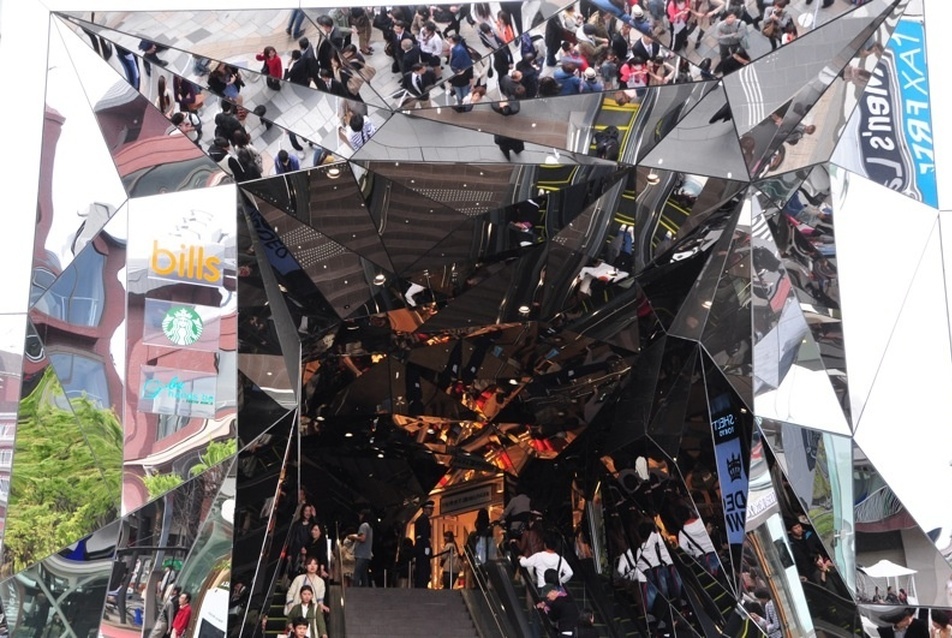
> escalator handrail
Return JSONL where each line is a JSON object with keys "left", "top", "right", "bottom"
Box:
{"left": 461, "top": 542, "right": 511, "bottom": 638}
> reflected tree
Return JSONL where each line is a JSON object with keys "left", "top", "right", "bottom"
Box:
{"left": 4, "top": 367, "right": 122, "bottom": 572}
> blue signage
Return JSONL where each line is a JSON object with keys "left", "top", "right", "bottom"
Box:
{"left": 711, "top": 393, "right": 749, "bottom": 546}
{"left": 857, "top": 18, "right": 937, "bottom": 207}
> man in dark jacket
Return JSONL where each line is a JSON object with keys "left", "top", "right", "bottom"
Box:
{"left": 877, "top": 608, "right": 928, "bottom": 638}
{"left": 537, "top": 585, "right": 580, "bottom": 637}
{"left": 402, "top": 63, "right": 438, "bottom": 108}
{"left": 413, "top": 500, "right": 434, "bottom": 587}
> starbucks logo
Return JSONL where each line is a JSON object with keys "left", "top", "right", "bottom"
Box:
{"left": 161, "top": 306, "right": 204, "bottom": 346}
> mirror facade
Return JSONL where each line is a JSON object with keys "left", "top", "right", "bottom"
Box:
{"left": 3, "top": 1, "right": 950, "bottom": 637}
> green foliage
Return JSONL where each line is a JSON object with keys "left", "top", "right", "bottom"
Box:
{"left": 143, "top": 472, "right": 185, "bottom": 499}
{"left": 4, "top": 368, "right": 122, "bottom": 572}
{"left": 189, "top": 438, "right": 237, "bottom": 477}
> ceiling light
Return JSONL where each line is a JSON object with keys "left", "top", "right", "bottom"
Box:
{"left": 518, "top": 304, "right": 531, "bottom": 316}
{"left": 373, "top": 273, "right": 387, "bottom": 286}
{"left": 646, "top": 173, "right": 661, "bottom": 186}
{"left": 326, "top": 167, "right": 341, "bottom": 179}
{"left": 344, "top": 432, "right": 353, "bottom": 437}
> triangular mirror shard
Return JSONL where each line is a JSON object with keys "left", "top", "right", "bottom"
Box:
{"left": 699, "top": 203, "right": 753, "bottom": 409}
{"left": 852, "top": 223, "right": 952, "bottom": 597}
{"left": 104, "top": 459, "right": 232, "bottom": 638}
{"left": 248, "top": 196, "right": 399, "bottom": 319}
{"left": 4, "top": 331, "right": 121, "bottom": 574}
{"left": 645, "top": 343, "right": 698, "bottom": 459}
{"left": 723, "top": 0, "right": 903, "bottom": 138}
{"left": 359, "top": 162, "right": 523, "bottom": 218}
{"left": 55, "top": 20, "right": 228, "bottom": 198}
{"left": 757, "top": 171, "right": 852, "bottom": 426}
{"left": 59, "top": 13, "right": 360, "bottom": 174}
{"left": 830, "top": 14, "right": 937, "bottom": 209}
{"left": 741, "top": 435, "right": 819, "bottom": 638}
{"left": 758, "top": 419, "right": 856, "bottom": 592}
{"left": 243, "top": 166, "right": 396, "bottom": 274}
{"left": 38, "top": 22, "right": 128, "bottom": 289}
{"left": 408, "top": 93, "right": 624, "bottom": 160}
{"left": 419, "top": 247, "right": 547, "bottom": 331}
{"left": 232, "top": 409, "right": 295, "bottom": 623}
{"left": 634, "top": 81, "right": 718, "bottom": 164}
{"left": 172, "top": 458, "right": 235, "bottom": 624}
{"left": 832, "top": 168, "right": 937, "bottom": 426}
{"left": 749, "top": 196, "right": 850, "bottom": 436}
{"left": 853, "top": 440, "right": 952, "bottom": 608}
{"left": 5, "top": 520, "right": 119, "bottom": 638}
{"left": 749, "top": 0, "right": 910, "bottom": 180}
{"left": 639, "top": 84, "right": 750, "bottom": 181}
{"left": 668, "top": 199, "right": 745, "bottom": 342}
{"left": 354, "top": 111, "right": 614, "bottom": 165}
{"left": 754, "top": 166, "right": 815, "bottom": 211}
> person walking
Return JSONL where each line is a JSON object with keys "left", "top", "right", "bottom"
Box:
{"left": 348, "top": 509, "right": 374, "bottom": 587}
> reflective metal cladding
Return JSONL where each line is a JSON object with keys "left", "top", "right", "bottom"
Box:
{"left": 4, "top": 2, "right": 950, "bottom": 637}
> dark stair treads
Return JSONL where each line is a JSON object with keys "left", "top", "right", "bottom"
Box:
{"left": 342, "top": 588, "right": 480, "bottom": 638}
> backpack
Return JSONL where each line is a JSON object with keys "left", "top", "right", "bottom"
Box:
{"left": 520, "top": 32, "right": 535, "bottom": 59}
{"left": 593, "top": 126, "right": 621, "bottom": 160}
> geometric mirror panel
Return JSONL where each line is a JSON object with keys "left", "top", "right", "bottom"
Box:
{"left": 8, "top": 0, "right": 952, "bottom": 636}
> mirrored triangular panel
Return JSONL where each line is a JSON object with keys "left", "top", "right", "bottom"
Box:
{"left": 640, "top": 84, "right": 750, "bottom": 181}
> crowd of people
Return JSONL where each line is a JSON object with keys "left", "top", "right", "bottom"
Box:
{"left": 90, "top": 0, "right": 854, "bottom": 184}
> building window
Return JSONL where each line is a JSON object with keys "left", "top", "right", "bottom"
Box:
{"left": 32, "top": 248, "right": 106, "bottom": 327}
{"left": 156, "top": 414, "right": 191, "bottom": 441}
{"left": 49, "top": 353, "right": 109, "bottom": 409}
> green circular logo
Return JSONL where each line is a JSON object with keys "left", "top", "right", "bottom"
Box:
{"left": 161, "top": 306, "right": 204, "bottom": 346}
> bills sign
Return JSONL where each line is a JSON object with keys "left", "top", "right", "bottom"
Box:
{"left": 857, "top": 18, "right": 936, "bottom": 207}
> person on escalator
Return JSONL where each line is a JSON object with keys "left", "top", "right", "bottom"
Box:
{"left": 537, "top": 584, "right": 580, "bottom": 637}
{"left": 577, "top": 608, "right": 598, "bottom": 638}
{"left": 520, "top": 533, "right": 574, "bottom": 588}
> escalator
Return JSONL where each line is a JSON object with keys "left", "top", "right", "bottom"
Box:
{"left": 586, "top": 95, "right": 642, "bottom": 163}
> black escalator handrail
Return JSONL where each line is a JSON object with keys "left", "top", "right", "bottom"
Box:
{"left": 461, "top": 542, "right": 509, "bottom": 638}
{"left": 483, "top": 558, "right": 542, "bottom": 638}
{"left": 239, "top": 504, "right": 300, "bottom": 636}
{"left": 332, "top": 521, "right": 347, "bottom": 636}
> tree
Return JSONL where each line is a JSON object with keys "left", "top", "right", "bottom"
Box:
{"left": 3, "top": 368, "right": 123, "bottom": 572}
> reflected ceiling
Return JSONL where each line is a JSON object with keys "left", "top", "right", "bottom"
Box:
{"left": 4, "top": 1, "right": 951, "bottom": 637}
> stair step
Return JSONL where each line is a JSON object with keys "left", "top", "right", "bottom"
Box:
{"left": 343, "top": 589, "right": 479, "bottom": 638}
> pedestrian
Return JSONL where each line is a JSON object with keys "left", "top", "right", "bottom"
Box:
{"left": 348, "top": 509, "right": 374, "bottom": 587}
{"left": 256, "top": 46, "right": 283, "bottom": 90}
{"left": 414, "top": 500, "right": 434, "bottom": 588}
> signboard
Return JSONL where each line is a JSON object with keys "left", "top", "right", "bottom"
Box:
{"left": 142, "top": 299, "right": 221, "bottom": 352}
{"left": 148, "top": 239, "right": 224, "bottom": 287}
{"left": 710, "top": 393, "right": 749, "bottom": 546}
{"left": 439, "top": 482, "right": 501, "bottom": 517}
{"left": 850, "top": 18, "right": 936, "bottom": 207}
{"left": 139, "top": 365, "right": 217, "bottom": 418}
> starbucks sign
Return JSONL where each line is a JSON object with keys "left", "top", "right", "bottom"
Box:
{"left": 161, "top": 306, "right": 204, "bottom": 346}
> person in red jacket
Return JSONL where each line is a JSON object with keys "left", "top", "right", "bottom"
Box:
{"left": 171, "top": 591, "right": 192, "bottom": 638}
{"left": 256, "top": 46, "right": 284, "bottom": 90}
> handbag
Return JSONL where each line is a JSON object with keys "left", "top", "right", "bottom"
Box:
{"left": 761, "top": 21, "right": 777, "bottom": 38}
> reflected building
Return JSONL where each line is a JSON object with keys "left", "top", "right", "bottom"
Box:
{"left": 2, "top": 1, "right": 950, "bottom": 638}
